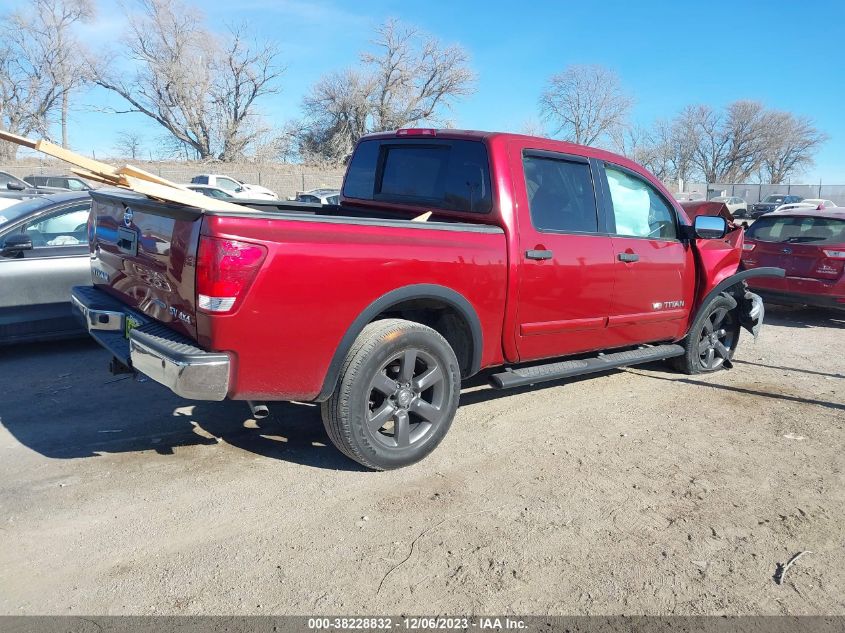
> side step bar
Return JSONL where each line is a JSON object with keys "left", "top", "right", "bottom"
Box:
{"left": 489, "top": 344, "right": 685, "bottom": 389}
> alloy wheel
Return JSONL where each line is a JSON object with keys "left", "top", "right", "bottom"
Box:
{"left": 697, "top": 306, "right": 737, "bottom": 370}
{"left": 366, "top": 348, "right": 447, "bottom": 449}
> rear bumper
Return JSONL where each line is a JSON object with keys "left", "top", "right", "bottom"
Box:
{"left": 747, "top": 275, "right": 845, "bottom": 310}
{"left": 71, "top": 286, "right": 231, "bottom": 400}
{"left": 753, "top": 289, "right": 845, "bottom": 311}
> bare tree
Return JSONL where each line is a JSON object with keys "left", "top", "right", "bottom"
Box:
{"left": 759, "top": 111, "right": 827, "bottom": 184}
{"left": 299, "top": 19, "right": 475, "bottom": 164}
{"left": 94, "top": 0, "right": 283, "bottom": 161}
{"left": 675, "top": 101, "right": 770, "bottom": 183}
{"left": 0, "top": 0, "right": 93, "bottom": 160}
{"left": 113, "top": 130, "right": 144, "bottom": 159}
{"left": 539, "top": 64, "right": 632, "bottom": 146}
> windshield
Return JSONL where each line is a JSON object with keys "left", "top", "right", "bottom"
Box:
{"left": 746, "top": 216, "right": 845, "bottom": 245}
{"left": 0, "top": 197, "right": 52, "bottom": 229}
{"left": 763, "top": 195, "right": 786, "bottom": 204}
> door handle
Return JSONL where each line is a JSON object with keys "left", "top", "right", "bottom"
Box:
{"left": 617, "top": 252, "right": 639, "bottom": 263}
{"left": 526, "top": 249, "right": 553, "bottom": 260}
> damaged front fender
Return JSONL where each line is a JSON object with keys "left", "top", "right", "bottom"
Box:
{"left": 695, "top": 267, "right": 785, "bottom": 339}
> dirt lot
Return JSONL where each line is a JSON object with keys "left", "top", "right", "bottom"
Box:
{"left": 0, "top": 306, "right": 843, "bottom": 616}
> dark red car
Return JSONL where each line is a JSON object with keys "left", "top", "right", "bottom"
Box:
{"left": 741, "top": 209, "right": 845, "bottom": 309}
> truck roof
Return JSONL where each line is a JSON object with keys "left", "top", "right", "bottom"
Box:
{"left": 360, "top": 128, "right": 654, "bottom": 176}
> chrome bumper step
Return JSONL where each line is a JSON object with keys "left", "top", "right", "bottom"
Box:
{"left": 71, "top": 286, "right": 231, "bottom": 401}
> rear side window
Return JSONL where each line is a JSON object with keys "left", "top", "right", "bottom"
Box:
{"left": 343, "top": 139, "right": 492, "bottom": 213}
{"left": 523, "top": 155, "right": 598, "bottom": 233}
{"left": 605, "top": 166, "right": 677, "bottom": 240}
{"left": 746, "top": 216, "right": 845, "bottom": 245}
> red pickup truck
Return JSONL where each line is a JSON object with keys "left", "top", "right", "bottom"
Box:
{"left": 71, "top": 129, "right": 783, "bottom": 469}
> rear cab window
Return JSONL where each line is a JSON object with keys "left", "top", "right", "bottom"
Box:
{"left": 343, "top": 138, "right": 492, "bottom": 214}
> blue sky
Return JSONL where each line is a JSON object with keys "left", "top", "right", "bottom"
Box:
{"left": 15, "top": 0, "right": 845, "bottom": 181}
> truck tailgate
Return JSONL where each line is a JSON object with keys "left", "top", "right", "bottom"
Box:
{"left": 89, "top": 192, "right": 202, "bottom": 339}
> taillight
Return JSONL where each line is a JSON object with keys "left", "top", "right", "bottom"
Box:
{"left": 823, "top": 249, "right": 845, "bottom": 259}
{"left": 742, "top": 242, "right": 756, "bottom": 251}
{"left": 196, "top": 236, "right": 267, "bottom": 313}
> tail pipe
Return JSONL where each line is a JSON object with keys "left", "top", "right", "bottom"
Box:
{"left": 247, "top": 401, "right": 270, "bottom": 420}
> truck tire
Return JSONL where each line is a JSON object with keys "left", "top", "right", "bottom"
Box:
{"left": 320, "top": 318, "right": 461, "bottom": 470}
{"left": 674, "top": 294, "right": 741, "bottom": 375}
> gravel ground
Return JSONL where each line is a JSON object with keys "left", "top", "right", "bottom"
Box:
{"left": 0, "top": 305, "right": 843, "bottom": 615}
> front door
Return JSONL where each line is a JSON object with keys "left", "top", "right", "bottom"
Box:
{"left": 597, "top": 163, "right": 695, "bottom": 346}
{"left": 514, "top": 148, "right": 616, "bottom": 361}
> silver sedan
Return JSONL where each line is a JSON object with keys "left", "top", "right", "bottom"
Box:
{"left": 0, "top": 192, "right": 92, "bottom": 344}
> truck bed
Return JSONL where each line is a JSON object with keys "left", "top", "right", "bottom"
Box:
{"left": 88, "top": 190, "right": 508, "bottom": 401}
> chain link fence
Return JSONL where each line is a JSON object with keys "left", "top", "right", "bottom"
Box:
{"left": 683, "top": 182, "right": 845, "bottom": 205}
{"left": 0, "top": 161, "right": 346, "bottom": 200}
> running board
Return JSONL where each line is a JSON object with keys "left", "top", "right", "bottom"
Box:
{"left": 489, "top": 344, "right": 685, "bottom": 389}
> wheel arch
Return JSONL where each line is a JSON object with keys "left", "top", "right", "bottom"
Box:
{"left": 687, "top": 266, "right": 784, "bottom": 338}
{"left": 317, "top": 284, "right": 484, "bottom": 401}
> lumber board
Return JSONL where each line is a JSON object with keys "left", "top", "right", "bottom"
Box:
{"left": 0, "top": 128, "right": 254, "bottom": 213}
{"left": 123, "top": 175, "right": 249, "bottom": 212}
{"left": 117, "top": 164, "right": 190, "bottom": 190}
{"left": 34, "top": 139, "right": 119, "bottom": 176}
{"left": 0, "top": 130, "right": 37, "bottom": 149}
{"left": 69, "top": 168, "right": 125, "bottom": 187}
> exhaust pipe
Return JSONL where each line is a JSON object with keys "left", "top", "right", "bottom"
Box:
{"left": 247, "top": 401, "right": 270, "bottom": 420}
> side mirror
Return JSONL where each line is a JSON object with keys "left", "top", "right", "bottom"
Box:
{"left": 235, "top": 186, "right": 244, "bottom": 193}
{"left": 6, "top": 181, "right": 25, "bottom": 191}
{"left": 1, "top": 233, "right": 33, "bottom": 256}
{"left": 694, "top": 215, "right": 728, "bottom": 240}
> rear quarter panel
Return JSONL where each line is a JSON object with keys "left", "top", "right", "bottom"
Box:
{"left": 201, "top": 214, "right": 508, "bottom": 401}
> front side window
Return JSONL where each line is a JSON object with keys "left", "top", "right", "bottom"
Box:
{"left": 523, "top": 155, "right": 599, "bottom": 233}
{"left": 66, "top": 178, "right": 88, "bottom": 191}
{"left": 605, "top": 166, "right": 677, "bottom": 240}
{"left": 23, "top": 203, "right": 91, "bottom": 247}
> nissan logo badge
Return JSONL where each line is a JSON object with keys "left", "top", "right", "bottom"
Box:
{"left": 123, "top": 207, "right": 134, "bottom": 227}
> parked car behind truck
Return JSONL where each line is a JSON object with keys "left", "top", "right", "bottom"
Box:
{"left": 71, "top": 129, "right": 782, "bottom": 469}
{"left": 748, "top": 194, "right": 803, "bottom": 219}
{"left": 741, "top": 208, "right": 845, "bottom": 309}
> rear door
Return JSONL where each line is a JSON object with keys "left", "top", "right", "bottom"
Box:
{"left": 596, "top": 162, "right": 695, "bottom": 345}
{"left": 513, "top": 147, "right": 616, "bottom": 361}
